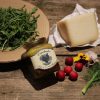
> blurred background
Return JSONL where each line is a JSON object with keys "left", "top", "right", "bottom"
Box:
{"left": 26, "top": 0, "right": 100, "bottom": 27}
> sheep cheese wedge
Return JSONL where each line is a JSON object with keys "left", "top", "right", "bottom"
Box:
{"left": 57, "top": 12, "right": 99, "bottom": 47}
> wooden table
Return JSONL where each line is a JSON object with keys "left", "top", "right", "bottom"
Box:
{"left": 0, "top": 0, "right": 100, "bottom": 100}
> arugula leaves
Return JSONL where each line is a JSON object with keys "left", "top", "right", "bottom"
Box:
{"left": 0, "top": 6, "right": 39, "bottom": 51}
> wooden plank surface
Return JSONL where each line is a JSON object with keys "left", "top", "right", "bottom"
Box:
{"left": 0, "top": 0, "right": 100, "bottom": 100}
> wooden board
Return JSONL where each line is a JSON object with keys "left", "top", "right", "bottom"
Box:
{"left": 0, "top": 0, "right": 49, "bottom": 63}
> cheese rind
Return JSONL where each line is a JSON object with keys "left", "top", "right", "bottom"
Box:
{"left": 57, "top": 12, "right": 99, "bottom": 47}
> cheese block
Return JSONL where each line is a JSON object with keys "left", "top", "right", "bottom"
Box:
{"left": 57, "top": 12, "right": 99, "bottom": 47}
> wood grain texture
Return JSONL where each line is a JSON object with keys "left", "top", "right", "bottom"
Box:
{"left": 0, "top": 0, "right": 100, "bottom": 100}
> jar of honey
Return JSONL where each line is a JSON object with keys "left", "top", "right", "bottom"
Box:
{"left": 22, "top": 38, "right": 60, "bottom": 79}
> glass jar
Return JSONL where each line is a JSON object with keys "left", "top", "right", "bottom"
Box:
{"left": 22, "top": 38, "right": 60, "bottom": 79}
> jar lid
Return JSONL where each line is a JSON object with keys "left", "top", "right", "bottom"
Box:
{"left": 22, "top": 37, "right": 53, "bottom": 58}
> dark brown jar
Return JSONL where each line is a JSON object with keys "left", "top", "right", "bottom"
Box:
{"left": 22, "top": 38, "right": 60, "bottom": 79}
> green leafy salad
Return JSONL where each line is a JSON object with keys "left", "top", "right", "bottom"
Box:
{"left": 0, "top": 6, "right": 39, "bottom": 51}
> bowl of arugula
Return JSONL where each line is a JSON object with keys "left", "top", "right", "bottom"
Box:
{"left": 0, "top": 0, "right": 49, "bottom": 62}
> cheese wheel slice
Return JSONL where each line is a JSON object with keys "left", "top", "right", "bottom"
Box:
{"left": 57, "top": 12, "right": 99, "bottom": 47}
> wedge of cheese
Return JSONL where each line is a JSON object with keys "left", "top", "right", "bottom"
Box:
{"left": 57, "top": 12, "right": 99, "bottom": 47}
